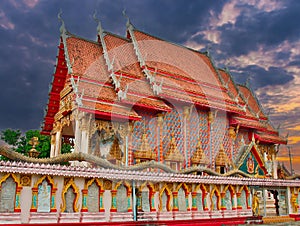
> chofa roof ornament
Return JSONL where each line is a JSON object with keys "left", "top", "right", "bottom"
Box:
{"left": 122, "top": 9, "right": 163, "bottom": 96}
{"left": 93, "top": 10, "right": 128, "bottom": 101}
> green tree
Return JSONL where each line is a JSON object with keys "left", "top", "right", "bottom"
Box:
{"left": 0, "top": 129, "right": 72, "bottom": 159}
{"left": 0, "top": 129, "right": 22, "bottom": 147}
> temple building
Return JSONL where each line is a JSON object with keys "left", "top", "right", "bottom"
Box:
{"left": 0, "top": 13, "right": 299, "bottom": 225}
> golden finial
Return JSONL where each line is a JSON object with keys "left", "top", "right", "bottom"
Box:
{"left": 28, "top": 137, "right": 40, "bottom": 158}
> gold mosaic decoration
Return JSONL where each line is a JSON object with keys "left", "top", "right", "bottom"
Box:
{"left": 20, "top": 174, "right": 31, "bottom": 186}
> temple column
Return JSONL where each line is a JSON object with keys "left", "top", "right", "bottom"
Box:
{"left": 125, "top": 122, "right": 134, "bottom": 166}
{"left": 208, "top": 111, "right": 213, "bottom": 169}
{"left": 203, "top": 192, "right": 209, "bottom": 211}
{"left": 183, "top": 106, "right": 190, "bottom": 168}
{"left": 247, "top": 191, "right": 251, "bottom": 209}
{"left": 98, "top": 189, "right": 104, "bottom": 212}
{"left": 186, "top": 192, "right": 190, "bottom": 211}
{"left": 50, "top": 134, "right": 56, "bottom": 158}
{"left": 137, "top": 191, "right": 142, "bottom": 212}
{"left": 127, "top": 189, "right": 132, "bottom": 212}
{"left": 80, "top": 115, "right": 90, "bottom": 154}
{"left": 232, "top": 194, "right": 237, "bottom": 210}
{"left": 50, "top": 187, "right": 57, "bottom": 212}
{"left": 54, "top": 130, "right": 62, "bottom": 156}
{"left": 221, "top": 192, "right": 226, "bottom": 210}
{"left": 150, "top": 191, "right": 156, "bottom": 212}
{"left": 157, "top": 114, "right": 163, "bottom": 163}
{"left": 127, "top": 123, "right": 134, "bottom": 166}
{"left": 80, "top": 129, "right": 89, "bottom": 154}
{"left": 74, "top": 118, "right": 81, "bottom": 153}
{"left": 30, "top": 187, "right": 38, "bottom": 212}
{"left": 236, "top": 192, "right": 242, "bottom": 209}
{"left": 172, "top": 191, "right": 179, "bottom": 211}
{"left": 191, "top": 192, "right": 197, "bottom": 211}
{"left": 110, "top": 190, "right": 117, "bottom": 212}
{"left": 14, "top": 186, "right": 22, "bottom": 212}
{"left": 81, "top": 189, "right": 88, "bottom": 212}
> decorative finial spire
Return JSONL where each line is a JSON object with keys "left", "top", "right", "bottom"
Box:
{"left": 224, "top": 59, "right": 231, "bottom": 72}
{"left": 122, "top": 9, "right": 133, "bottom": 29}
{"left": 93, "top": 10, "right": 103, "bottom": 35}
{"left": 57, "top": 9, "right": 66, "bottom": 35}
{"left": 206, "top": 44, "right": 212, "bottom": 57}
{"left": 245, "top": 73, "right": 253, "bottom": 88}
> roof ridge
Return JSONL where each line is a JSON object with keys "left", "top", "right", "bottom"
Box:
{"left": 103, "top": 31, "right": 131, "bottom": 42}
{"left": 134, "top": 28, "right": 208, "bottom": 56}
{"left": 66, "top": 31, "right": 99, "bottom": 45}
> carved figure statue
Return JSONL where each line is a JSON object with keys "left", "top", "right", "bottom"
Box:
{"left": 252, "top": 192, "right": 260, "bottom": 216}
{"left": 291, "top": 192, "right": 298, "bottom": 213}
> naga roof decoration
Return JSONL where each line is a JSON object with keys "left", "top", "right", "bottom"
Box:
{"left": 0, "top": 146, "right": 299, "bottom": 186}
{"left": 0, "top": 146, "right": 296, "bottom": 182}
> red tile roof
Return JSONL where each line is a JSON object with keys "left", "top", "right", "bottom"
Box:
{"left": 133, "top": 30, "right": 243, "bottom": 113}
{"left": 41, "top": 26, "right": 284, "bottom": 146}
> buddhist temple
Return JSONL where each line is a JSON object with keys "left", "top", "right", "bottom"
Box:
{"left": 0, "top": 12, "right": 300, "bottom": 225}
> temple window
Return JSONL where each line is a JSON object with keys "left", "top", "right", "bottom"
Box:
{"left": 116, "top": 185, "right": 128, "bottom": 212}
{"left": 140, "top": 187, "right": 150, "bottom": 212}
{"left": 211, "top": 193, "right": 218, "bottom": 211}
{"left": 30, "top": 175, "right": 57, "bottom": 213}
{"left": 240, "top": 190, "right": 247, "bottom": 209}
{"left": 61, "top": 178, "right": 79, "bottom": 213}
{"left": 134, "top": 133, "right": 156, "bottom": 165}
{"left": 87, "top": 182, "right": 100, "bottom": 212}
{"left": 161, "top": 191, "right": 168, "bottom": 212}
{"left": 215, "top": 145, "right": 230, "bottom": 174}
{"left": 0, "top": 176, "right": 16, "bottom": 212}
{"left": 37, "top": 180, "right": 51, "bottom": 212}
{"left": 178, "top": 187, "right": 187, "bottom": 211}
{"left": 196, "top": 191, "right": 203, "bottom": 211}
{"left": 164, "top": 133, "right": 184, "bottom": 170}
{"left": 225, "top": 189, "right": 232, "bottom": 210}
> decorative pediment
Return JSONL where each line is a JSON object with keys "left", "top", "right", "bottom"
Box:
{"left": 191, "top": 140, "right": 208, "bottom": 165}
{"left": 107, "top": 135, "right": 122, "bottom": 162}
{"left": 236, "top": 141, "right": 267, "bottom": 177}
{"left": 215, "top": 145, "right": 230, "bottom": 167}
{"left": 134, "top": 133, "right": 156, "bottom": 162}
{"left": 164, "top": 133, "right": 184, "bottom": 162}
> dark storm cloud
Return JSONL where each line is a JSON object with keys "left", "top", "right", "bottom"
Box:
{"left": 230, "top": 65, "right": 294, "bottom": 89}
{"left": 218, "top": 0, "right": 300, "bottom": 57}
{"left": 0, "top": 0, "right": 299, "bottom": 133}
{"left": 121, "top": 0, "right": 221, "bottom": 43}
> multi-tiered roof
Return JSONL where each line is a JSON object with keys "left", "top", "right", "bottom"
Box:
{"left": 41, "top": 15, "right": 286, "bottom": 145}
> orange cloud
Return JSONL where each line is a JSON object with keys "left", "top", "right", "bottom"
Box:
{"left": 290, "top": 125, "right": 300, "bottom": 131}
{"left": 288, "top": 136, "right": 300, "bottom": 144}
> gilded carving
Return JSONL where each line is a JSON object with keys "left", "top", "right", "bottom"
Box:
{"left": 60, "top": 178, "right": 80, "bottom": 213}
{"left": 53, "top": 121, "right": 62, "bottom": 133}
{"left": 252, "top": 192, "right": 260, "bottom": 216}
{"left": 103, "top": 179, "right": 112, "bottom": 190}
{"left": 64, "top": 177, "right": 72, "bottom": 186}
{"left": 20, "top": 174, "right": 31, "bottom": 186}
{"left": 191, "top": 139, "right": 208, "bottom": 166}
{"left": 157, "top": 113, "right": 164, "bottom": 127}
{"left": 167, "top": 183, "right": 173, "bottom": 191}
{"left": 153, "top": 183, "right": 159, "bottom": 192}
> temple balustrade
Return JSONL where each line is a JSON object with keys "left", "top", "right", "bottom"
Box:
{"left": 0, "top": 163, "right": 299, "bottom": 224}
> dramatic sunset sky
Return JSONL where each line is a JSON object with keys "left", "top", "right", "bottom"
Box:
{"left": 0, "top": 0, "right": 299, "bottom": 172}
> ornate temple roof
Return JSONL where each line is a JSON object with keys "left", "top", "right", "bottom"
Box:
{"left": 41, "top": 17, "right": 286, "bottom": 146}
{"left": 218, "top": 69, "right": 287, "bottom": 144}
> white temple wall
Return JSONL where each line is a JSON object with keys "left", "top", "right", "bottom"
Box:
{"left": 55, "top": 176, "right": 64, "bottom": 213}
{"left": 103, "top": 190, "right": 111, "bottom": 221}
{"left": 20, "top": 186, "right": 32, "bottom": 223}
